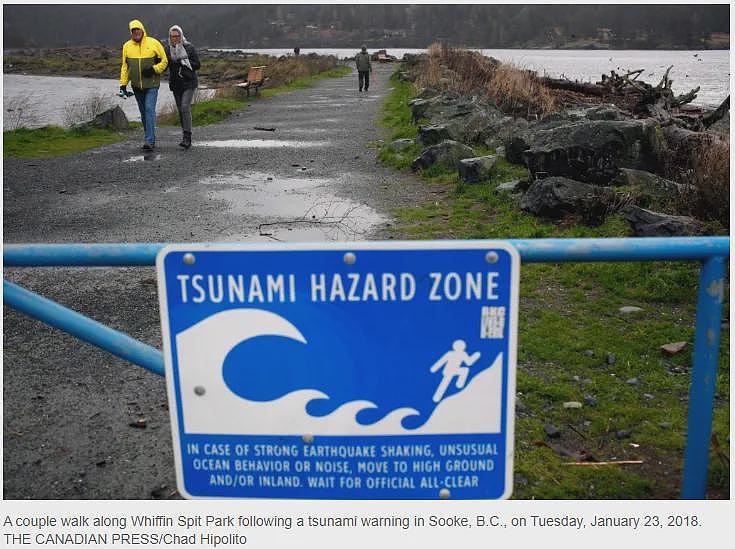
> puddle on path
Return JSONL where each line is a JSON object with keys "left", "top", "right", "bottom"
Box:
{"left": 283, "top": 103, "right": 350, "bottom": 109}
{"left": 197, "top": 139, "right": 329, "bottom": 148}
{"left": 278, "top": 127, "right": 332, "bottom": 134}
{"left": 199, "top": 172, "right": 385, "bottom": 242}
{"left": 123, "top": 154, "right": 162, "bottom": 162}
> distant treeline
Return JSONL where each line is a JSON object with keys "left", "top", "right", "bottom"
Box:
{"left": 3, "top": 4, "right": 729, "bottom": 49}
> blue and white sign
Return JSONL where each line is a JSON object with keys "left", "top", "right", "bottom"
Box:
{"left": 157, "top": 241, "right": 519, "bottom": 499}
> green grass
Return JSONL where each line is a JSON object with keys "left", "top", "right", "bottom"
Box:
{"left": 261, "top": 65, "right": 352, "bottom": 98}
{"left": 3, "top": 125, "right": 125, "bottom": 158}
{"left": 191, "top": 99, "right": 246, "bottom": 126}
{"left": 378, "top": 69, "right": 730, "bottom": 499}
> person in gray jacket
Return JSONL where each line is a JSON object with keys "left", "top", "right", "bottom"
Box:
{"left": 355, "top": 45, "right": 372, "bottom": 92}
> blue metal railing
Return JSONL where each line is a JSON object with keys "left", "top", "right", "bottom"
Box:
{"left": 3, "top": 237, "right": 730, "bottom": 499}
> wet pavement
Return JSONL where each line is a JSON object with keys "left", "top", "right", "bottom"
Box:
{"left": 3, "top": 63, "right": 433, "bottom": 499}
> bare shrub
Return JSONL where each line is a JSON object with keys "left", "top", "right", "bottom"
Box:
{"left": 4, "top": 93, "right": 41, "bottom": 129}
{"left": 62, "top": 92, "right": 113, "bottom": 126}
{"left": 426, "top": 42, "right": 444, "bottom": 57}
{"left": 213, "top": 86, "right": 239, "bottom": 100}
{"left": 672, "top": 135, "right": 730, "bottom": 228}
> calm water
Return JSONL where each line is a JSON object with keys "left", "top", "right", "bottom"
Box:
{"left": 2, "top": 74, "right": 214, "bottom": 129}
{"left": 3, "top": 48, "right": 729, "bottom": 128}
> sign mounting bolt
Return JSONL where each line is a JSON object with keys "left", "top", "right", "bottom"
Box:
{"left": 439, "top": 488, "right": 451, "bottom": 499}
{"left": 302, "top": 434, "right": 314, "bottom": 444}
{"left": 343, "top": 252, "right": 356, "bottom": 265}
{"left": 183, "top": 253, "right": 196, "bottom": 265}
{"left": 485, "top": 251, "right": 499, "bottom": 264}
{"left": 194, "top": 386, "right": 206, "bottom": 396}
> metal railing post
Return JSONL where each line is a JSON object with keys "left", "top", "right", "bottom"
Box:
{"left": 681, "top": 256, "right": 726, "bottom": 499}
{"left": 3, "top": 280, "right": 165, "bottom": 377}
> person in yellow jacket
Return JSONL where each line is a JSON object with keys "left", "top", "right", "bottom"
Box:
{"left": 119, "top": 19, "right": 168, "bottom": 150}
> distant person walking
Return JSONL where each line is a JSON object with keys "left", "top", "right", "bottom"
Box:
{"left": 355, "top": 45, "right": 372, "bottom": 92}
{"left": 119, "top": 19, "right": 168, "bottom": 150}
{"left": 164, "top": 25, "right": 201, "bottom": 149}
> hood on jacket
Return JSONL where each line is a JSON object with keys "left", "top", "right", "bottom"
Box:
{"left": 169, "top": 24, "right": 188, "bottom": 44}
{"left": 128, "top": 19, "right": 147, "bottom": 39}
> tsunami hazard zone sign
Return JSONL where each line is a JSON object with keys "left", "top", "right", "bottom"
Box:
{"left": 157, "top": 240, "right": 519, "bottom": 499}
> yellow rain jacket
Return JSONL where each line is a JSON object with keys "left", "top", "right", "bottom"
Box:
{"left": 120, "top": 20, "right": 168, "bottom": 90}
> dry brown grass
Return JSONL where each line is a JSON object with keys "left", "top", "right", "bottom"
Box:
{"left": 413, "top": 43, "right": 556, "bottom": 118}
{"left": 264, "top": 55, "right": 337, "bottom": 88}
{"left": 672, "top": 135, "right": 730, "bottom": 228}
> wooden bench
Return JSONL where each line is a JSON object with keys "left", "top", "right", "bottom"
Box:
{"left": 236, "top": 65, "right": 268, "bottom": 97}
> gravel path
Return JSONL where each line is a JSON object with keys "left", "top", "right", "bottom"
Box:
{"left": 3, "top": 63, "right": 433, "bottom": 499}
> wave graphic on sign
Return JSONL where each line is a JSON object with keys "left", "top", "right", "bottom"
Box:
{"left": 175, "top": 309, "right": 502, "bottom": 435}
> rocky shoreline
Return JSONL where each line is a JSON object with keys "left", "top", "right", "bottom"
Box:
{"left": 393, "top": 50, "right": 729, "bottom": 235}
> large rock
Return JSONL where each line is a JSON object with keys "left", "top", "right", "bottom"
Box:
{"left": 458, "top": 155, "right": 497, "bottom": 183}
{"left": 495, "top": 179, "right": 527, "bottom": 194}
{"left": 584, "top": 104, "right": 626, "bottom": 121}
{"left": 621, "top": 205, "right": 704, "bottom": 236}
{"left": 416, "top": 124, "right": 452, "bottom": 147}
{"left": 520, "top": 176, "right": 618, "bottom": 225}
{"left": 410, "top": 91, "right": 487, "bottom": 124}
{"left": 410, "top": 98, "right": 434, "bottom": 122}
{"left": 535, "top": 111, "right": 584, "bottom": 129}
{"left": 416, "top": 87, "right": 441, "bottom": 99}
{"left": 614, "top": 168, "right": 692, "bottom": 207}
{"left": 411, "top": 140, "right": 475, "bottom": 172}
{"left": 504, "top": 133, "right": 532, "bottom": 164}
{"left": 522, "top": 120, "right": 661, "bottom": 184}
{"left": 88, "top": 106, "right": 129, "bottom": 130}
{"left": 451, "top": 107, "right": 515, "bottom": 145}
{"left": 389, "top": 138, "right": 415, "bottom": 152}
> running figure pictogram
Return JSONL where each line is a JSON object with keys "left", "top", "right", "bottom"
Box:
{"left": 429, "top": 340, "right": 481, "bottom": 403}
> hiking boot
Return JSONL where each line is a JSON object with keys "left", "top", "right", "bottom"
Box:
{"left": 179, "top": 131, "right": 192, "bottom": 149}
{"left": 142, "top": 143, "right": 153, "bottom": 151}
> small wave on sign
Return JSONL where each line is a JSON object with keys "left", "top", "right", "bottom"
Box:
{"left": 236, "top": 389, "right": 421, "bottom": 436}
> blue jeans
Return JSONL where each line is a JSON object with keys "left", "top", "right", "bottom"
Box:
{"left": 133, "top": 87, "right": 159, "bottom": 145}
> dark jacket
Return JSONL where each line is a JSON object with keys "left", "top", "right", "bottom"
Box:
{"left": 164, "top": 42, "right": 200, "bottom": 92}
{"left": 355, "top": 51, "right": 372, "bottom": 72}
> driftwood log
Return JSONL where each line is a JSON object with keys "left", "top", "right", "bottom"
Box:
{"left": 541, "top": 68, "right": 729, "bottom": 133}
{"left": 540, "top": 77, "right": 605, "bottom": 96}
{"left": 702, "top": 95, "right": 730, "bottom": 129}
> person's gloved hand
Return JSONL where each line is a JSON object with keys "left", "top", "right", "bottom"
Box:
{"left": 118, "top": 85, "right": 133, "bottom": 98}
{"left": 141, "top": 67, "right": 155, "bottom": 77}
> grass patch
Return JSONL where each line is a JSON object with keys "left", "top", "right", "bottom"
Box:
{"left": 378, "top": 68, "right": 730, "bottom": 499}
{"left": 3, "top": 125, "right": 124, "bottom": 158}
{"left": 260, "top": 64, "right": 351, "bottom": 98}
